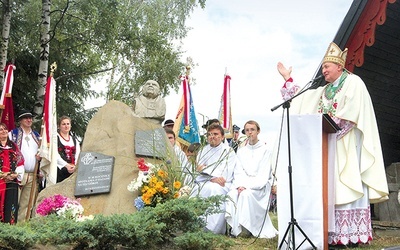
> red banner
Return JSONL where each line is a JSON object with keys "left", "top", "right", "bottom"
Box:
{"left": 0, "top": 64, "right": 16, "bottom": 129}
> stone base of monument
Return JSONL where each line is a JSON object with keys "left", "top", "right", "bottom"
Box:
{"left": 373, "top": 220, "right": 400, "bottom": 238}
{"left": 35, "top": 100, "right": 175, "bottom": 216}
{"left": 374, "top": 163, "right": 400, "bottom": 225}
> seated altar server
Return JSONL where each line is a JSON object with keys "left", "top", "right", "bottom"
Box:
{"left": 225, "top": 120, "right": 278, "bottom": 238}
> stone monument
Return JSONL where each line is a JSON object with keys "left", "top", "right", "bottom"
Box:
{"left": 35, "top": 100, "right": 175, "bottom": 216}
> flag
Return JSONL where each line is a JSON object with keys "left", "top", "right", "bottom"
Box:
{"left": 218, "top": 74, "right": 232, "bottom": 139}
{"left": 175, "top": 75, "right": 200, "bottom": 147}
{"left": 39, "top": 74, "right": 58, "bottom": 186}
{"left": 0, "top": 64, "right": 16, "bottom": 130}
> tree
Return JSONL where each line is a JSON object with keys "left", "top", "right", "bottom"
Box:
{"left": 1, "top": 0, "right": 206, "bottom": 138}
{"left": 34, "top": 0, "right": 52, "bottom": 118}
{"left": 0, "top": 0, "right": 12, "bottom": 84}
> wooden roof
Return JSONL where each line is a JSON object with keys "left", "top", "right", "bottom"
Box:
{"left": 324, "top": 0, "right": 400, "bottom": 166}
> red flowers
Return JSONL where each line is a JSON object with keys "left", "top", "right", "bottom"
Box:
{"left": 137, "top": 158, "right": 149, "bottom": 172}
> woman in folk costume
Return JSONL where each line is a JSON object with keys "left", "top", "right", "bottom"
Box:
{"left": 277, "top": 42, "right": 389, "bottom": 246}
{"left": 57, "top": 116, "right": 80, "bottom": 183}
{"left": 0, "top": 123, "right": 24, "bottom": 224}
{"left": 225, "top": 120, "right": 278, "bottom": 238}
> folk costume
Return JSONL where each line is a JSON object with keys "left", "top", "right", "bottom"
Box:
{"left": 9, "top": 125, "right": 40, "bottom": 222}
{"left": 0, "top": 139, "right": 24, "bottom": 224}
{"left": 191, "top": 142, "right": 236, "bottom": 234}
{"left": 226, "top": 140, "right": 278, "bottom": 238}
{"left": 57, "top": 133, "right": 80, "bottom": 183}
{"left": 280, "top": 42, "right": 389, "bottom": 245}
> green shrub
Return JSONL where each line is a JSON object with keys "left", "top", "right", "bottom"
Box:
{"left": 174, "top": 231, "right": 234, "bottom": 250}
{"left": 0, "top": 223, "right": 35, "bottom": 249}
{"left": 0, "top": 196, "right": 233, "bottom": 250}
{"left": 28, "top": 214, "right": 95, "bottom": 249}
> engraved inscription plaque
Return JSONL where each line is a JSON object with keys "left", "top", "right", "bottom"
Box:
{"left": 135, "top": 128, "right": 168, "bottom": 158}
{"left": 75, "top": 152, "right": 115, "bottom": 197}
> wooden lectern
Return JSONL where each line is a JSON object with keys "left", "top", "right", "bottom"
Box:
{"left": 277, "top": 114, "right": 339, "bottom": 250}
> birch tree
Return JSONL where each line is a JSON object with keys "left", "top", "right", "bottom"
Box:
{"left": 33, "top": 0, "right": 52, "bottom": 117}
{"left": 0, "top": 0, "right": 12, "bottom": 85}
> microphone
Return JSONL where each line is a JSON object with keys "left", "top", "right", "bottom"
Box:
{"left": 247, "top": 135, "right": 253, "bottom": 145}
{"left": 309, "top": 74, "right": 325, "bottom": 89}
{"left": 312, "top": 74, "right": 324, "bottom": 82}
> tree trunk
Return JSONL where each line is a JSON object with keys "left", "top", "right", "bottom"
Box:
{"left": 34, "top": 0, "right": 51, "bottom": 116}
{"left": 0, "top": 0, "right": 12, "bottom": 86}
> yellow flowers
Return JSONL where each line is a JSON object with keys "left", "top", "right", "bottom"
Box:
{"left": 133, "top": 159, "right": 184, "bottom": 207}
{"left": 173, "top": 181, "right": 181, "bottom": 190}
{"left": 157, "top": 169, "right": 167, "bottom": 178}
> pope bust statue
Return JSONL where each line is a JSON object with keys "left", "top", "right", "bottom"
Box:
{"left": 132, "top": 80, "right": 166, "bottom": 125}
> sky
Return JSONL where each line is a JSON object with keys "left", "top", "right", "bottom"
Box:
{"left": 163, "top": 0, "right": 354, "bottom": 143}
{"left": 87, "top": 0, "right": 354, "bottom": 145}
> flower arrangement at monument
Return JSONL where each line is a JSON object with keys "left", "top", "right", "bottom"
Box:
{"left": 128, "top": 158, "right": 190, "bottom": 210}
{"left": 36, "top": 194, "right": 84, "bottom": 220}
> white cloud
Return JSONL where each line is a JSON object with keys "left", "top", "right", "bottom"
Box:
{"left": 165, "top": 0, "right": 354, "bottom": 141}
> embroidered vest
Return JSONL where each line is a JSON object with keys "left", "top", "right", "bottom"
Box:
{"left": 57, "top": 135, "right": 77, "bottom": 164}
{"left": 10, "top": 128, "right": 40, "bottom": 148}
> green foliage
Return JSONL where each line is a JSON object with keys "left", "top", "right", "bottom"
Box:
{"left": 144, "top": 197, "right": 208, "bottom": 233}
{"left": 0, "top": 196, "right": 233, "bottom": 250}
{"left": 2, "top": 207, "right": 400, "bottom": 249}
{"left": 174, "top": 231, "right": 235, "bottom": 250}
{"left": 1, "top": 0, "right": 207, "bottom": 139}
{"left": 79, "top": 214, "right": 140, "bottom": 249}
{"left": 0, "top": 222, "right": 35, "bottom": 250}
{"left": 27, "top": 214, "right": 93, "bottom": 248}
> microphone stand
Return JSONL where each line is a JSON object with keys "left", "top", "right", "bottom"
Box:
{"left": 271, "top": 79, "right": 321, "bottom": 250}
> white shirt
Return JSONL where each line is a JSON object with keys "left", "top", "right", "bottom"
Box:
{"left": 8, "top": 131, "right": 38, "bottom": 173}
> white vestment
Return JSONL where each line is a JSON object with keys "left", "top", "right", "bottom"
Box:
{"left": 191, "top": 142, "right": 236, "bottom": 234}
{"left": 226, "top": 140, "right": 278, "bottom": 238}
{"left": 281, "top": 73, "right": 389, "bottom": 245}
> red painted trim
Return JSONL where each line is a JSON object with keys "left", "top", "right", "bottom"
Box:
{"left": 345, "top": 0, "right": 396, "bottom": 72}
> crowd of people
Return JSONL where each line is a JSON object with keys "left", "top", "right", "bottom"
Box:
{"left": 1, "top": 41, "right": 389, "bottom": 248}
{"left": 0, "top": 110, "right": 80, "bottom": 224}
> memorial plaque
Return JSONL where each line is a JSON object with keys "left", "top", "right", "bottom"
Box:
{"left": 75, "top": 152, "right": 115, "bottom": 197}
{"left": 135, "top": 128, "right": 168, "bottom": 158}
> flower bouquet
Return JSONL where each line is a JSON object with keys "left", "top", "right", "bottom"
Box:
{"left": 128, "top": 158, "right": 191, "bottom": 210}
{"left": 36, "top": 194, "right": 84, "bottom": 220}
